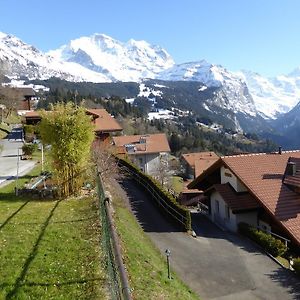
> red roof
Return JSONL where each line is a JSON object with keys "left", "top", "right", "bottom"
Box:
{"left": 191, "top": 151, "right": 300, "bottom": 245}
{"left": 223, "top": 152, "right": 300, "bottom": 245}
{"left": 113, "top": 133, "right": 170, "bottom": 155}
{"left": 182, "top": 152, "right": 219, "bottom": 177}
{"left": 86, "top": 109, "right": 122, "bottom": 133}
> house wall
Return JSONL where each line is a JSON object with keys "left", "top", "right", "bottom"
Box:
{"left": 220, "top": 166, "right": 247, "bottom": 192}
{"left": 210, "top": 191, "right": 237, "bottom": 231}
{"left": 210, "top": 191, "right": 258, "bottom": 232}
{"left": 131, "top": 152, "right": 168, "bottom": 175}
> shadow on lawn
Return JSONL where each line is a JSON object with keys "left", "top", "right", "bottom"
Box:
{"left": 0, "top": 277, "right": 105, "bottom": 289}
{"left": 5, "top": 200, "right": 62, "bottom": 299}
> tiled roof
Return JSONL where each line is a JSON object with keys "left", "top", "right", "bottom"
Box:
{"left": 221, "top": 151, "right": 300, "bottom": 245}
{"left": 182, "top": 152, "right": 219, "bottom": 177}
{"left": 86, "top": 109, "right": 122, "bottom": 132}
{"left": 113, "top": 133, "right": 170, "bottom": 155}
{"left": 207, "top": 183, "right": 260, "bottom": 212}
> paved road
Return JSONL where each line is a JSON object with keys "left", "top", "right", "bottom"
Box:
{"left": 0, "top": 127, "right": 36, "bottom": 187}
{"left": 118, "top": 178, "right": 300, "bottom": 300}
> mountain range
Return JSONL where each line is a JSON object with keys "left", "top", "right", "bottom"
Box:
{"left": 0, "top": 31, "right": 299, "bottom": 148}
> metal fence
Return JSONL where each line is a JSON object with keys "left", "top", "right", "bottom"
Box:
{"left": 96, "top": 173, "right": 132, "bottom": 300}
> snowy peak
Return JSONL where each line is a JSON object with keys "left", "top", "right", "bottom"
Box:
{"left": 158, "top": 60, "right": 257, "bottom": 117}
{"left": 48, "top": 33, "right": 174, "bottom": 82}
{"left": 237, "top": 69, "right": 300, "bottom": 119}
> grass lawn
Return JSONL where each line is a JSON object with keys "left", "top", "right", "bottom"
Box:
{"left": 112, "top": 192, "right": 199, "bottom": 300}
{"left": 0, "top": 168, "right": 108, "bottom": 299}
{"left": 171, "top": 176, "right": 184, "bottom": 194}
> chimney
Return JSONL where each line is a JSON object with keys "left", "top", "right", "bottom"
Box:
{"left": 286, "top": 162, "right": 296, "bottom": 176}
{"left": 278, "top": 146, "right": 282, "bottom": 155}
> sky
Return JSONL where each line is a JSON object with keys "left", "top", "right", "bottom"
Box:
{"left": 1, "top": 0, "right": 300, "bottom": 77}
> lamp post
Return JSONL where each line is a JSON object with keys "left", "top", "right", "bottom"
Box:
{"left": 15, "top": 148, "right": 20, "bottom": 196}
{"left": 165, "top": 249, "right": 171, "bottom": 279}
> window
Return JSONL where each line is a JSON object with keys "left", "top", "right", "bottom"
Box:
{"left": 224, "top": 172, "right": 232, "bottom": 177}
{"left": 225, "top": 205, "right": 230, "bottom": 220}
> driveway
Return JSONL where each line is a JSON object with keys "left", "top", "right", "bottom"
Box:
{"left": 118, "top": 178, "right": 300, "bottom": 300}
{"left": 0, "top": 127, "right": 36, "bottom": 187}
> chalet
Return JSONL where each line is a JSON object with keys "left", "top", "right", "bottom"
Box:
{"left": 23, "top": 108, "right": 122, "bottom": 142}
{"left": 85, "top": 109, "right": 122, "bottom": 142}
{"left": 112, "top": 133, "right": 170, "bottom": 175}
{"left": 188, "top": 150, "right": 300, "bottom": 248}
{"left": 181, "top": 151, "right": 219, "bottom": 179}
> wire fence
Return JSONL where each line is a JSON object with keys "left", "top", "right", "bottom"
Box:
{"left": 96, "top": 174, "right": 123, "bottom": 300}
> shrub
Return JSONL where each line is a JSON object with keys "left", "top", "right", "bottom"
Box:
{"left": 238, "top": 222, "right": 287, "bottom": 257}
{"left": 293, "top": 258, "right": 300, "bottom": 275}
{"left": 22, "top": 143, "right": 38, "bottom": 156}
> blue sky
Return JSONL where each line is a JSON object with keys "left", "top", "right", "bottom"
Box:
{"left": 1, "top": 0, "right": 300, "bottom": 76}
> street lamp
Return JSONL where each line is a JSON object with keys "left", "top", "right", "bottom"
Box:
{"left": 165, "top": 249, "right": 171, "bottom": 279}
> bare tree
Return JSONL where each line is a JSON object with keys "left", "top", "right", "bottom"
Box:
{"left": 92, "top": 141, "right": 121, "bottom": 185}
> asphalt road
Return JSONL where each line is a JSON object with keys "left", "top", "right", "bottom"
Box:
{"left": 0, "top": 127, "right": 36, "bottom": 187}
{"left": 118, "top": 178, "right": 300, "bottom": 300}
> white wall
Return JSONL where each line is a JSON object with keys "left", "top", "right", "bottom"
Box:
{"left": 210, "top": 191, "right": 237, "bottom": 231}
{"left": 131, "top": 152, "right": 169, "bottom": 175}
{"left": 220, "top": 166, "right": 247, "bottom": 192}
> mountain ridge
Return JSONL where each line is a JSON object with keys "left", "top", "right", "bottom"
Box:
{"left": 0, "top": 31, "right": 300, "bottom": 120}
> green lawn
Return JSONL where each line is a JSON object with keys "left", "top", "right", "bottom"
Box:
{"left": 0, "top": 169, "right": 108, "bottom": 299}
{"left": 171, "top": 176, "right": 184, "bottom": 194}
{"left": 112, "top": 192, "right": 199, "bottom": 300}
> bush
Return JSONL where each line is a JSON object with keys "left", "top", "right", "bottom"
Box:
{"left": 238, "top": 222, "right": 287, "bottom": 257}
{"left": 293, "top": 258, "right": 300, "bottom": 275}
{"left": 22, "top": 143, "right": 38, "bottom": 156}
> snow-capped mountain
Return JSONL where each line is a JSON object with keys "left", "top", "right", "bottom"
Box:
{"left": 0, "top": 32, "right": 110, "bottom": 82}
{"left": 1, "top": 31, "right": 300, "bottom": 123}
{"left": 158, "top": 60, "right": 258, "bottom": 117}
{"left": 47, "top": 33, "right": 174, "bottom": 82}
{"left": 236, "top": 70, "right": 300, "bottom": 119}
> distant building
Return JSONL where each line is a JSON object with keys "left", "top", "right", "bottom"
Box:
{"left": 86, "top": 109, "right": 122, "bottom": 142}
{"left": 188, "top": 150, "right": 300, "bottom": 248}
{"left": 23, "top": 108, "right": 122, "bottom": 142}
{"left": 181, "top": 152, "right": 219, "bottom": 179}
{"left": 113, "top": 133, "right": 170, "bottom": 175}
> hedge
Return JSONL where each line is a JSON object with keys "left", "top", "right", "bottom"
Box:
{"left": 117, "top": 156, "right": 191, "bottom": 231}
{"left": 293, "top": 258, "right": 300, "bottom": 275}
{"left": 238, "top": 222, "right": 287, "bottom": 257}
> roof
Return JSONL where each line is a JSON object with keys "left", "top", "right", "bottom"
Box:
{"left": 182, "top": 152, "right": 219, "bottom": 177}
{"left": 113, "top": 133, "right": 170, "bottom": 155}
{"left": 24, "top": 111, "right": 41, "bottom": 118}
{"left": 86, "top": 109, "right": 122, "bottom": 133}
{"left": 207, "top": 183, "right": 260, "bottom": 212}
{"left": 202, "top": 151, "right": 300, "bottom": 245}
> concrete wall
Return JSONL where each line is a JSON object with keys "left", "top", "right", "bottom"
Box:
{"left": 220, "top": 166, "right": 247, "bottom": 192}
